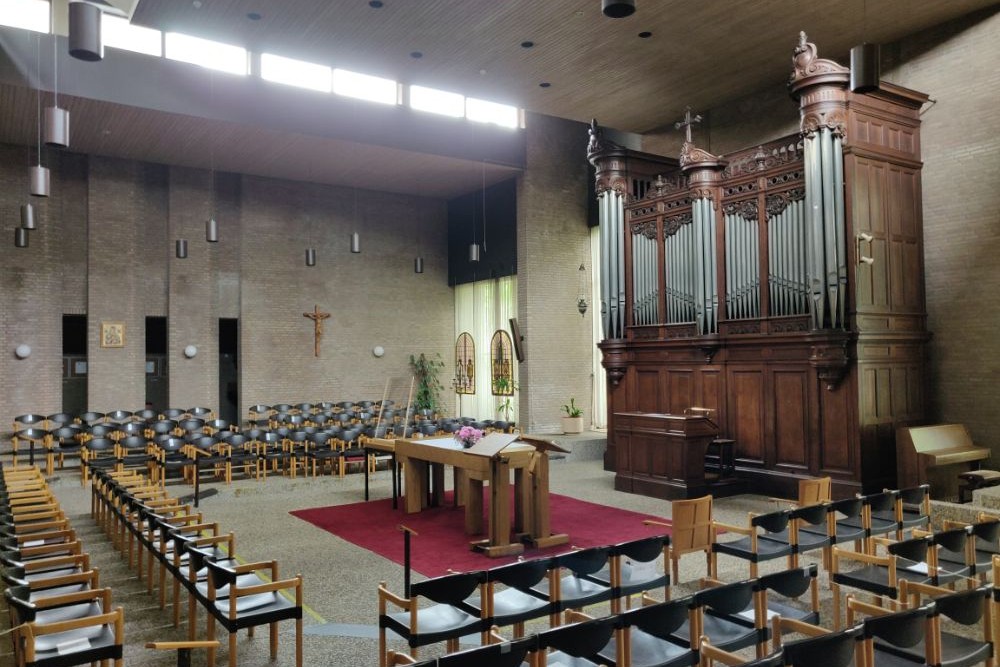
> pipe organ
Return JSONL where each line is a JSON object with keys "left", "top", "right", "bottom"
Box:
{"left": 589, "top": 34, "right": 930, "bottom": 498}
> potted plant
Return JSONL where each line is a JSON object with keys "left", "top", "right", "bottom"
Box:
{"left": 409, "top": 353, "right": 445, "bottom": 416}
{"left": 561, "top": 398, "right": 584, "bottom": 434}
{"left": 493, "top": 377, "right": 518, "bottom": 424}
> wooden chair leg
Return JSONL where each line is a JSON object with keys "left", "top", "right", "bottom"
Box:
{"left": 296, "top": 618, "right": 303, "bottom": 667}
{"left": 270, "top": 621, "right": 278, "bottom": 659}
{"left": 229, "top": 631, "right": 237, "bottom": 667}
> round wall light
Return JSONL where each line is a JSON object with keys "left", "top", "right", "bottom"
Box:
{"left": 14, "top": 344, "right": 32, "bottom": 359}
{"left": 372, "top": 345, "right": 385, "bottom": 358}
{"left": 183, "top": 345, "right": 198, "bottom": 359}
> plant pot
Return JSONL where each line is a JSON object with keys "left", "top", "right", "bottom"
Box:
{"left": 561, "top": 416, "right": 584, "bottom": 434}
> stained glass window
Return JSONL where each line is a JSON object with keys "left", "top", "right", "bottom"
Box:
{"left": 454, "top": 332, "right": 475, "bottom": 395}
{"left": 490, "top": 330, "right": 514, "bottom": 396}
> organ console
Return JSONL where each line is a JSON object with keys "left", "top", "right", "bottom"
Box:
{"left": 896, "top": 424, "right": 990, "bottom": 499}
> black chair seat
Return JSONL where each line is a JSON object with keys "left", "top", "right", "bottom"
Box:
{"left": 672, "top": 612, "right": 756, "bottom": 651}
{"left": 211, "top": 590, "right": 299, "bottom": 631}
{"left": 713, "top": 535, "right": 793, "bottom": 562}
{"left": 384, "top": 605, "right": 482, "bottom": 646}
{"left": 542, "top": 651, "right": 602, "bottom": 666}
{"left": 876, "top": 632, "right": 991, "bottom": 667}
{"left": 32, "top": 600, "right": 103, "bottom": 625}
{"left": 533, "top": 573, "right": 611, "bottom": 609}
{"left": 599, "top": 630, "right": 698, "bottom": 667}
{"left": 483, "top": 587, "right": 549, "bottom": 623}
{"left": 29, "top": 622, "right": 119, "bottom": 659}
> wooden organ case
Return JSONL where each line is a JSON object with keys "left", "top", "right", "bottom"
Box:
{"left": 589, "top": 34, "right": 930, "bottom": 499}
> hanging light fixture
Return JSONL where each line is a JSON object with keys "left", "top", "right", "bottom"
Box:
{"left": 45, "top": 34, "right": 69, "bottom": 148}
{"left": 20, "top": 203, "right": 36, "bottom": 230}
{"left": 602, "top": 0, "right": 636, "bottom": 18}
{"left": 30, "top": 38, "right": 49, "bottom": 197}
{"left": 850, "top": 0, "right": 879, "bottom": 93}
{"left": 68, "top": 1, "right": 104, "bottom": 62}
{"left": 577, "top": 263, "right": 589, "bottom": 316}
{"left": 305, "top": 247, "right": 316, "bottom": 267}
{"left": 206, "top": 217, "right": 218, "bottom": 242}
{"left": 350, "top": 232, "right": 361, "bottom": 254}
{"left": 414, "top": 256, "right": 424, "bottom": 274}
{"left": 469, "top": 162, "right": 485, "bottom": 263}
{"left": 175, "top": 239, "right": 188, "bottom": 259}
{"left": 15, "top": 228, "right": 29, "bottom": 248}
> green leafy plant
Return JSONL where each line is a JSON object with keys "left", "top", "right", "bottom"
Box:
{"left": 409, "top": 353, "right": 445, "bottom": 413}
{"left": 561, "top": 397, "right": 583, "bottom": 418}
{"left": 494, "top": 378, "right": 519, "bottom": 421}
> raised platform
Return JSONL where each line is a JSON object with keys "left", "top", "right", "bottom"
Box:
{"left": 527, "top": 430, "right": 607, "bottom": 462}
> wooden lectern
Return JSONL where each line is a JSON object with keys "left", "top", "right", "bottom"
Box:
{"left": 613, "top": 412, "right": 719, "bottom": 500}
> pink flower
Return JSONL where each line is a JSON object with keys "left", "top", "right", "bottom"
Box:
{"left": 455, "top": 426, "right": 483, "bottom": 448}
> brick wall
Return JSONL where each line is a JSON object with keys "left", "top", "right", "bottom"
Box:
{"left": 0, "top": 149, "right": 452, "bottom": 426}
{"left": 517, "top": 114, "right": 595, "bottom": 432}
{"left": 881, "top": 8, "right": 1000, "bottom": 445}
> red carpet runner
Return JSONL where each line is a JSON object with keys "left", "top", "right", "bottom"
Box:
{"left": 291, "top": 493, "right": 671, "bottom": 577}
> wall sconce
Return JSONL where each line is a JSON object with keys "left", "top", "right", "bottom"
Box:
{"left": 14, "top": 344, "right": 32, "bottom": 359}
{"left": 577, "top": 263, "right": 589, "bottom": 316}
{"left": 183, "top": 345, "right": 198, "bottom": 359}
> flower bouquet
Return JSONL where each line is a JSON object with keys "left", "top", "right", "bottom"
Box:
{"left": 455, "top": 426, "right": 483, "bottom": 449}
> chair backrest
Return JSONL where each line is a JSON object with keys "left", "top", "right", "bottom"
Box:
{"left": 487, "top": 557, "right": 552, "bottom": 590}
{"left": 828, "top": 496, "right": 863, "bottom": 521}
{"left": 536, "top": 615, "right": 616, "bottom": 659}
{"left": 555, "top": 546, "right": 611, "bottom": 577}
{"left": 752, "top": 509, "right": 791, "bottom": 534}
{"left": 864, "top": 490, "right": 898, "bottom": 513}
{"left": 410, "top": 570, "right": 485, "bottom": 605}
{"left": 861, "top": 603, "right": 933, "bottom": 650}
{"left": 613, "top": 534, "right": 670, "bottom": 563}
{"left": 623, "top": 596, "right": 692, "bottom": 640}
{"left": 932, "top": 586, "right": 989, "bottom": 626}
{"left": 798, "top": 476, "right": 831, "bottom": 506}
{"left": 757, "top": 564, "right": 817, "bottom": 599}
{"left": 435, "top": 635, "right": 535, "bottom": 667}
{"left": 887, "top": 536, "right": 930, "bottom": 563}
{"left": 671, "top": 494, "right": 714, "bottom": 554}
{"left": 781, "top": 624, "right": 861, "bottom": 667}
{"left": 791, "top": 503, "right": 827, "bottom": 529}
{"left": 696, "top": 579, "right": 755, "bottom": 615}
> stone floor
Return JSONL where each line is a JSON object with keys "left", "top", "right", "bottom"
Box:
{"left": 1, "top": 443, "right": 990, "bottom": 667}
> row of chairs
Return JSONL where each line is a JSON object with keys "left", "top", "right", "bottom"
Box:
{"left": 385, "top": 561, "right": 997, "bottom": 667}
{"left": 383, "top": 562, "right": 823, "bottom": 667}
{"left": 670, "top": 484, "right": 933, "bottom": 584}
{"left": 88, "top": 465, "right": 303, "bottom": 667}
{"left": 1, "top": 464, "right": 125, "bottom": 667}
{"left": 378, "top": 535, "right": 672, "bottom": 666}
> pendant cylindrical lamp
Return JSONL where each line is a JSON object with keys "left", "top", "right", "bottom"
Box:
{"left": 206, "top": 217, "right": 218, "bottom": 242}
{"left": 175, "top": 239, "right": 188, "bottom": 259}
{"left": 350, "top": 232, "right": 361, "bottom": 254}
{"left": 305, "top": 248, "right": 316, "bottom": 267}
{"left": 414, "top": 256, "right": 424, "bottom": 274}
{"left": 850, "top": 43, "right": 880, "bottom": 93}
{"left": 44, "top": 106, "right": 70, "bottom": 148}
{"left": 21, "top": 203, "right": 36, "bottom": 230}
{"left": 14, "top": 228, "right": 29, "bottom": 248}
{"left": 468, "top": 243, "right": 480, "bottom": 262}
{"left": 30, "top": 165, "right": 50, "bottom": 197}
{"left": 602, "top": 0, "right": 635, "bottom": 18}
{"left": 69, "top": 1, "right": 103, "bottom": 62}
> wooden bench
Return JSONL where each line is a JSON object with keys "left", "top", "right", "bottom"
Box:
{"left": 958, "top": 469, "right": 1000, "bottom": 503}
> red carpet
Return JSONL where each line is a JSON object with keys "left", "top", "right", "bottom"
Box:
{"left": 291, "top": 493, "right": 671, "bottom": 577}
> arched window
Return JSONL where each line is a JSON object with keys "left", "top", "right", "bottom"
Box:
{"left": 454, "top": 332, "right": 475, "bottom": 395}
{"left": 490, "top": 330, "right": 514, "bottom": 396}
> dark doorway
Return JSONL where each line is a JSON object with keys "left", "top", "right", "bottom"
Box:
{"left": 219, "top": 319, "right": 238, "bottom": 425}
{"left": 62, "top": 315, "right": 87, "bottom": 414}
{"left": 145, "top": 317, "right": 168, "bottom": 412}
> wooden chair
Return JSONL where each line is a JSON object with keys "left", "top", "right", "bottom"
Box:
{"left": 203, "top": 559, "right": 303, "bottom": 667}
{"left": 753, "top": 565, "right": 821, "bottom": 656}
{"left": 530, "top": 614, "right": 617, "bottom": 666}
{"left": 662, "top": 494, "right": 714, "bottom": 583}
{"left": 898, "top": 581, "right": 994, "bottom": 667}
{"left": 600, "top": 596, "right": 698, "bottom": 667}
{"left": 378, "top": 571, "right": 488, "bottom": 667}
{"left": 772, "top": 476, "right": 831, "bottom": 508}
{"left": 846, "top": 596, "right": 936, "bottom": 667}
{"left": 712, "top": 509, "right": 794, "bottom": 579}
{"left": 589, "top": 533, "right": 671, "bottom": 613}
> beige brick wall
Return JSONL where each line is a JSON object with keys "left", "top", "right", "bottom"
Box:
{"left": 517, "top": 114, "right": 596, "bottom": 433}
{"left": 0, "top": 150, "right": 452, "bottom": 426}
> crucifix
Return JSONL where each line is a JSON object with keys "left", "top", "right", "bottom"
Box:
{"left": 303, "top": 305, "right": 331, "bottom": 357}
{"left": 674, "top": 106, "right": 703, "bottom": 143}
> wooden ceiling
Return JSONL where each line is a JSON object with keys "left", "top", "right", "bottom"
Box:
{"left": 0, "top": 0, "right": 994, "bottom": 197}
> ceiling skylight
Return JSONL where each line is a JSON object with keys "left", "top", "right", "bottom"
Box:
{"left": 410, "top": 85, "right": 464, "bottom": 118}
{"left": 466, "top": 98, "right": 519, "bottom": 129}
{"left": 332, "top": 69, "right": 397, "bottom": 105}
{"left": 0, "top": 0, "right": 50, "bottom": 33}
{"left": 103, "top": 15, "right": 162, "bottom": 57}
{"left": 262, "top": 53, "right": 331, "bottom": 92}
{"left": 165, "top": 32, "right": 248, "bottom": 75}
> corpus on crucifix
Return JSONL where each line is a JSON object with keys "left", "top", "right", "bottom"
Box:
{"left": 303, "top": 305, "right": 331, "bottom": 357}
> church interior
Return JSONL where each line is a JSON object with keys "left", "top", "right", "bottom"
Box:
{"left": 1, "top": 1, "right": 999, "bottom": 666}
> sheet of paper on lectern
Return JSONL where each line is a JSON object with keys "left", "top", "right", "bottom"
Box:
{"left": 465, "top": 432, "right": 519, "bottom": 458}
